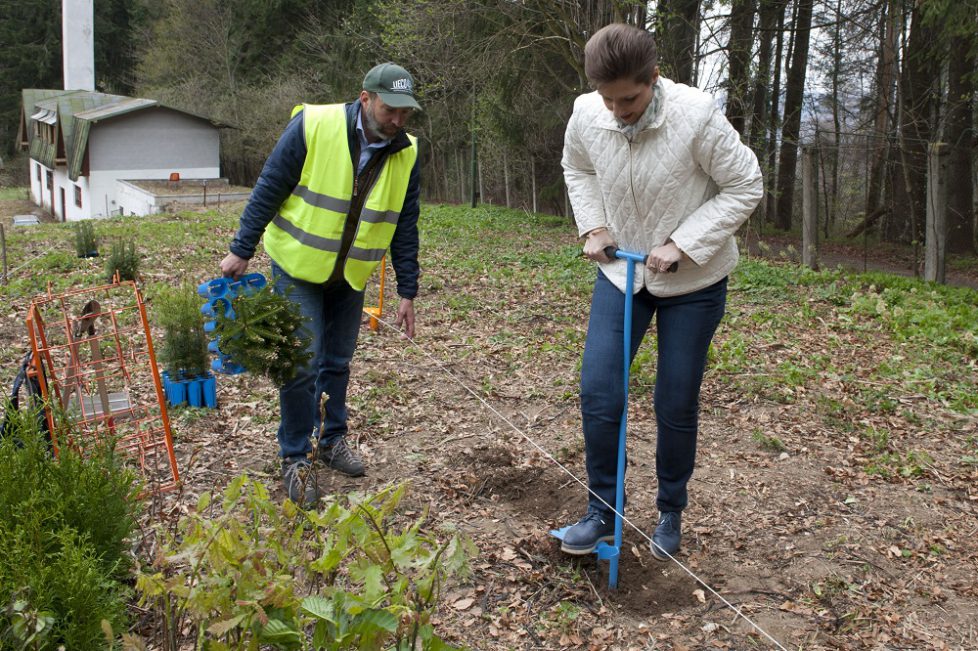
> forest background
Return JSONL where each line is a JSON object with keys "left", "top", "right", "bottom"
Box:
{"left": 0, "top": 0, "right": 976, "bottom": 254}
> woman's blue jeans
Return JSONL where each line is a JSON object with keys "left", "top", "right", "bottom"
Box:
{"left": 580, "top": 270, "right": 727, "bottom": 516}
{"left": 271, "top": 261, "right": 365, "bottom": 461}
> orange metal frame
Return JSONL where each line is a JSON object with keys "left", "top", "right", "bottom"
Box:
{"left": 25, "top": 279, "right": 179, "bottom": 492}
{"left": 363, "top": 254, "right": 386, "bottom": 332}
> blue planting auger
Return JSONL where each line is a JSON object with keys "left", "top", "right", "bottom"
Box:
{"left": 551, "top": 246, "right": 676, "bottom": 589}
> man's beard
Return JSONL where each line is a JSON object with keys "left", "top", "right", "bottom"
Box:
{"left": 363, "top": 104, "right": 394, "bottom": 141}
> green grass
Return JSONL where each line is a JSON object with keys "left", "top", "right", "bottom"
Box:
{"left": 420, "top": 204, "right": 590, "bottom": 296}
{"left": 1, "top": 209, "right": 237, "bottom": 301}
{"left": 0, "top": 187, "right": 29, "bottom": 201}
{"left": 726, "top": 259, "right": 978, "bottom": 408}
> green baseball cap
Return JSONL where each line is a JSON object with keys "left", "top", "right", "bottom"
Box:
{"left": 363, "top": 62, "right": 421, "bottom": 110}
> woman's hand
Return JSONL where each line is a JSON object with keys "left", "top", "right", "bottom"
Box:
{"left": 646, "top": 241, "right": 684, "bottom": 273}
{"left": 583, "top": 227, "right": 617, "bottom": 263}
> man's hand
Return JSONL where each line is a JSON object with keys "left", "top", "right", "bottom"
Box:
{"left": 646, "top": 241, "right": 684, "bottom": 273}
{"left": 220, "top": 253, "right": 249, "bottom": 279}
{"left": 394, "top": 298, "right": 415, "bottom": 339}
{"left": 582, "top": 227, "right": 617, "bottom": 263}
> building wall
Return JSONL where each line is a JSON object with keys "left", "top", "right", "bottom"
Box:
{"left": 54, "top": 168, "right": 91, "bottom": 221}
{"left": 29, "top": 160, "right": 45, "bottom": 206}
{"left": 89, "top": 108, "right": 220, "bottom": 173}
{"left": 114, "top": 180, "right": 155, "bottom": 217}
{"left": 27, "top": 160, "right": 85, "bottom": 222}
{"left": 28, "top": 107, "right": 221, "bottom": 220}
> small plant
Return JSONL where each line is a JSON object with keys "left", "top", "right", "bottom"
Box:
{"left": 545, "top": 601, "right": 581, "bottom": 636}
{"left": 73, "top": 220, "right": 99, "bottom": 257}
{"left": 154, "top": 285, "right": 210, "bottom": 377}
{"left": 105, "top": 238, "right": 140, "bottom": 282}
{"left": 136, "top": 474, "right": 474, "bottom": 650}
{"left": 866, "top": 450, "right": 933, "bottom": 480}
{"left": 213, "top": 286, "right": 311, "bottom": 385}
{"left": 862, "top": 425, "right": 890, "bottom": 453}
{"left": 0, "top": 406, "right": 140, "bottom": 650}
{"left": 751, "top": 429, "right": 786, "bottom": 452}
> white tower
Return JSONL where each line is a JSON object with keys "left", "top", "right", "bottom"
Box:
{"left": 62, "top": 0, "right": 95, "bottom": 91}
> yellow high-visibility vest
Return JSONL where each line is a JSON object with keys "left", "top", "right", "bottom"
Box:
{"left": 264, "top": 103, "right": 417, "bottom": 288}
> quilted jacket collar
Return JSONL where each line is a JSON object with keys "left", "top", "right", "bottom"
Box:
{"left": 596, "top": 77, "right": 671, "bottom": 134}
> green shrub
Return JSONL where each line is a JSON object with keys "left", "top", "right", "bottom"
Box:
{"left": 105, "top": 238, "right": 140, "bottom": 282}
{"left": 154, "top": 285, "right": 210, "bottom": 377}
{"left": 214, "top": 286, "right": 311, "bottom": 385}
{"left": 0, "top": 407, "right": 140, "bottom": 650}
{"left": 73, "top": 220, "right": 99, "bottom": 257}
{"left": 136, "top": 475, "right": 474, "bottom": 650}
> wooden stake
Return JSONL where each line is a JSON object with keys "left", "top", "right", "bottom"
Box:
{"left": 1, "top": 223, "right": 7, "bottom": 285}
{"left": 802, "top": 146, "right": 818, "bottom": 270}
{"left": 924, "top": 142, "right": 948, "bottom": 284}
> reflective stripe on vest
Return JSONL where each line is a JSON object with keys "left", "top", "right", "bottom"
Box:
{"left": 263, "top": 103, "right": 417, "bottom": 288}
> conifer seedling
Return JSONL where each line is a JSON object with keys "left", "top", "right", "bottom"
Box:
{"left": 214, "top": 286, "right": 310, "bottom": 385}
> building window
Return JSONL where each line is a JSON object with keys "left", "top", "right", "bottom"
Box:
{"left": 74, "top": 185, "right": 82, "bottom": 208}
{"left": 35, "top": 163, "right": 41, "bottom": 181}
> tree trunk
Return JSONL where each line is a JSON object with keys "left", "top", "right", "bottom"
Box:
{"left": 749, "top": 0, "right": 784, "bottom": 152}
{"left": 531, "top": 157, "right": 538, "bottom": 214}
{"left": 725, "top": 0, "right": 755, "bottom": 136}
{"left": 865, "top": 0, "right": 898, "bottom": 219}
{"left": 478, "top": 158, "right": 485, "bottom": 207}
{"left": 764, "top": 1, "right": 788, "bottom": 225}
{"left": 826, "top": 0, "right": 843, "bottom": 236}
{"left": 945, "top": 29, "right": 976, "bottom": 254}
{"left": 504, "top": 151, "right": 511, "bottom": 209}
{"left": 655, "top": 0, "right": 701, "bottom": 85}
{"left": 455, "top": 148, "right": 465, "bottom": 204}
{"left": 888, "top": 0, "right": 938, "bottom": 244}
{"left": 443, "top": 150, "right": 452, "bottom": 204}
{"left": 774, "top": 0, "right": 814, "bottom": 231}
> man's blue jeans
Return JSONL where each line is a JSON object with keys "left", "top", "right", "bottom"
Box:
{"left": 580, "top": 270, "right": 727, "bottom": 516}
{"left": 271, "top": 261, "right": 365, "bottom": 461}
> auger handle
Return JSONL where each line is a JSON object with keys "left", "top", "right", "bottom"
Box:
{"left": 603, "top": 246, "right": 678, "bottom": 272}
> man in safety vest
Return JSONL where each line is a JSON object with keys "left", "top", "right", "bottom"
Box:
{"left": 220, "top": 62, "right": 422, "bottom": 506}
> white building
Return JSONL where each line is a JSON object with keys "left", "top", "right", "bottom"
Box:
{"left": 17, "top": 89, "right": 226, "bottom": 221}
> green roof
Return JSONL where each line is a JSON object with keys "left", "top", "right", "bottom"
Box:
{"left": 20, "top": 89, "right": 226, "bottom": 181}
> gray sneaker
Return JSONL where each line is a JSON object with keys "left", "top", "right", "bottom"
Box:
{"left": 320, "top": 438, "right": 365, "bottom": 477}
{"left": 282, "top": 458, "right": 319, "bottom": 507}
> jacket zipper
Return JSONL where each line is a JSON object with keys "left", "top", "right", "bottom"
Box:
{"left": 332, "top": 150, "right": 386, "bottom": 283}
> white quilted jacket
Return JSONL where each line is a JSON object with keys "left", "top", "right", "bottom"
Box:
{"left": 562, "top": 77, "right": 763, "bottom": 297}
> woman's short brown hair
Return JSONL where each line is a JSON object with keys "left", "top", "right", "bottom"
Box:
{"left": 584, "top": 23, "right": 658, "bottom": 86}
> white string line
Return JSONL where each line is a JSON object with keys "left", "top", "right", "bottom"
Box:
{"left": 366, "top": 310, "right": 790, "bottom": 651}
{"left": 5, "top": 245, "right": 59, "bottom": 276}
